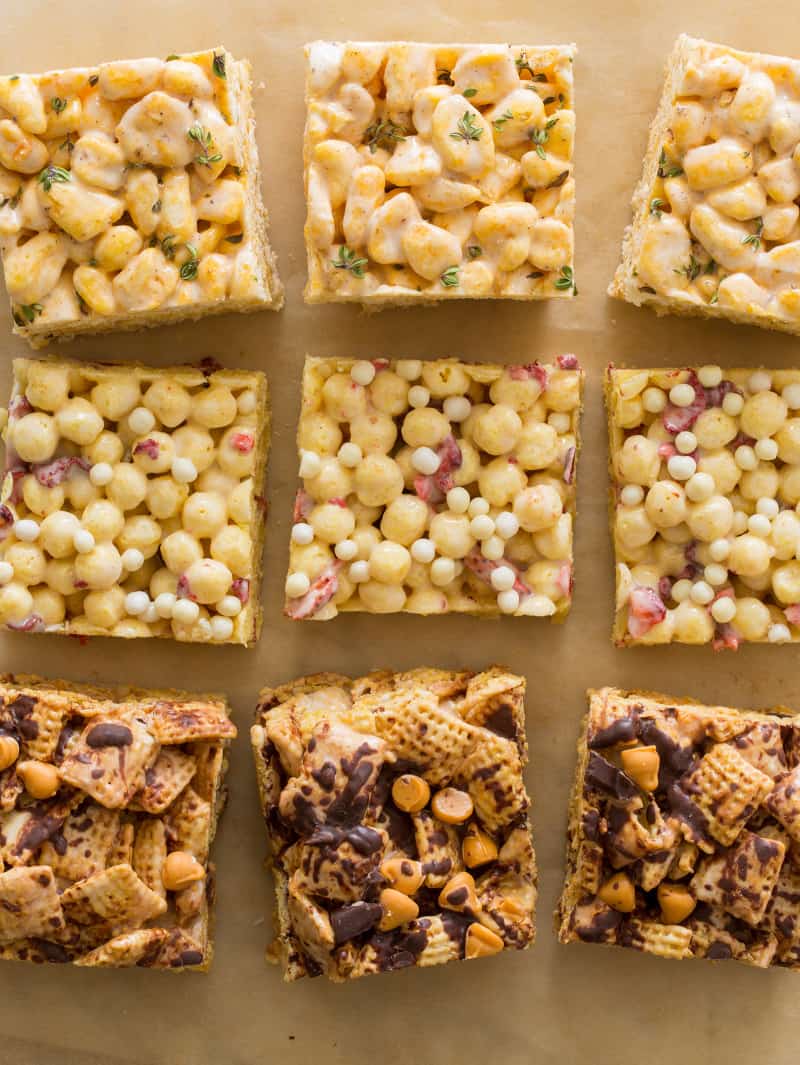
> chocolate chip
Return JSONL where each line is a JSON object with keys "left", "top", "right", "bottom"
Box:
{"left": 86, "top": 723, "right": 133, "bottom": 748}
{"left": 177, "top": 949, "right": 204, "bottom": 966}
{"left": 329, "top": 901, "right": 382, "bottom": 944}
{"left": 706, "top": 941, "right": 733, "bottom": 960}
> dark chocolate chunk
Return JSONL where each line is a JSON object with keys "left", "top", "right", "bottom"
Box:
{"left": 86, "top": 723, "right": 133, "bottom": 748}
{"left": 484, "top": 703, "right": 516, "bottom": 741}
{"left": 29, "top": 939, "right": 69, "bottom": 963}
{"left": 639, "top": 717, "right": 695, "bottom": 787}
{"left": 706, "top": 941, "right": 733, "bottom": 960}
{"left": 588, "top": 711, "right": 640, "bottom": 750}
{"left": 667, "top": 782, "right": 711, "bottom": 845}
{"left": 329, "top": 901, "right": 383, "bottom": 945}
{"left": 573, "top": 905, "right": 622, "bottom": 943}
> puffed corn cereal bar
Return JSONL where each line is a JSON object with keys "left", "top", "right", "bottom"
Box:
{"left": 304, "top": 42, "right": 576, "bottom": 305}
{"left": 607, "top": 365, "right": 800, "bottom": 648}
{"left": 0, "top": 47, "right": 282, "bottom": 348}
{"left": 556, "top": 686, "right": 800, "bottom": 972}
{"left": 285, "top": 355, "right": 583, "bottom": 619}
{"left": 610, "top": 35, "right": 800, "bottom": 336}
{"left": 0, "top": 672, "right": 235, "bottom": 970}
{"left": 251, "top": 667, "right": 536, "bottom": 981}
{"left": 0, "top": 357, "right": 269, "bottom": 644}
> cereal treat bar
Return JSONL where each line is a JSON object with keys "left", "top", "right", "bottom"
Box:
{"left": 608, "top": 364, "right": 800, "bottom": 649}
{"left": 251, "top": 667, "right": 537, "bottom": 982}
{"left": 0, "top": 357, "right": 269, "bottom": 644}
{"left": 556, "top": 686, "right": 800, "bottom": 971}
{"left": 0, "top": 672, "right": 235, "bottom": 970}
{"left": 0, "top": 47, "right": 282, "bottom": 348}
{"left": 303, "top": 42, "right": 576, "bottom": 305}
{"left": 285, "top": 356, "right": 583, "bottom": 619}
{"left": 609, "top": 35, "right": 800, "bottom": 336}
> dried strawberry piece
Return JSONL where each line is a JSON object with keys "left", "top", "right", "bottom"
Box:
{"left": 5, "top": 467, "right": 25, "bottom": 504}
{"left": 662, "top": 372, "right": 706, "bottom": 434}
{"left": 784, "top": 604, "right": 800, "bottom": 626}
{"left": 713, "top": 624, "right": 739, "bottom": 652}
{"left": 658, "top": 576, "right": 673, "bottom": 601}
{"left": 133, "top": 438, "right": 160, "bottom": 460}
{"left": 658, "top": 442, "right": 677, "bottom": 460}
{"left": 176, "top": 575, "right": 197, "bottom": 601}
{"left": 231, "top": 578, "right": 250, "bottom": 604}
{"left": 230, "top": 431, "right": 254, "bottom": 453}
{"left": 328, "top": 497, "right": 348, "bottom": 508}
{"left": 284, "top": 561, "right": 341, "bottom": 620}
{"left": 33, "top": 456, "right": 90, "bottom": 487}
{"left": 371, "top": 358, "right": 389, "bottom": 371}
{"left": 463, "top": 547, "right": 530, "bottom": 596}
{"left": 731, "top": 431, "right": 755, "bottom": 449}
{"left": 0, "top": 504, "right": 14, "bottom": 541}
{"left": 556, "top": 562, "right": 573, "bottom": 599}
{"left": 627, "top": 585, "right": 666, "bottom": 638}
{"left": 7, "top": 613, "right": 44, "bottom": 632}
{"left": 563, "top": 446, "right": 576, "bottom": 484}
{"left": 508, "top": 363, "right": 548, "bottom": 390}
{"left": 292, "top": 489, "right": 313, "bottom": 523}
{"left": 414, "top": 435, "right": 462, "bottom": 503}
{"left": 8, "top": 396, "right": 32, "bottom": 421}
{"left": 557, "top": 354, "right": 580, "bottom": 370}
{"left": 705, "top": 380, "right": 739, "bottom": 407}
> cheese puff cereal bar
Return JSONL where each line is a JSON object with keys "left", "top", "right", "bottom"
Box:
{"left": 251, "top": 667, "right": 536, "bottom": 981}
{"left": 557, "top": 686, "right": 800, "bottom": 971}
{"left": 0, "top": 357, "right": 269, "bottom": 644}
{"left": 608, "top": 365, "right": 800, "bottom": 648}
{"left": 0, "top": 672, "right": 235, "bottom": 970}
{"left": 303, "top": 42, "right": 576, "bottom": 305}
{"left": 610, "top": 35, "right": 800, "bottom": 336}
{"left": 0, "top": 47, "right": 282, "bottom": 347}
{"left": 285, "top": 356, "right": 583, "bottom": 620}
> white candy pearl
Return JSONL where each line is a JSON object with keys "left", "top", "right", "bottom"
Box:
{"left": 211, "top": 615, "right": 234, "bottom": 641}
{"left": 338, "top": 442, "right": 363, "bottom": 468}
{"left": 350, "top": 361, "right": 376, "bottom": 386}
{"left": 782, "top": 383, "right": 800, "bottom": 409}
{"left": 348, "top": 560, "right": 370, "bottom": 583}
{"left": 408, "top": 386, "right": 431, "bottom": 409}
{"left": 216, "top": 595, "right": 243, "bottom": 617}
{"left": 121, "top": 548, "right": 144, "bottom": 572}
{"left": 14, "top": 519, "right": 40, "bottom": 542}
{"left": 620, "top": 484, "right": 644, "bottom": 506}
{"left": 89, "top": 462, "right": 113, "bottom": 486}
{"left": 155, "top": 592, "right": 177, "bottom": 618}
{"left": 490, "top": 565, "right": 516, "bottom": 592}
{"left": 446, "top": 487, "right": 470, "bottom": 513}
{"left": 642, "top": 387, "right": 666, "bottom": 413}
{"left": 285, "top": 572, "right": 310, "bottom": 598}
{"left": 723, "top": 392, "right": 744, "bottom": 416}
{"left": 430, "top": 557, "right": 456, "bottom": 586}
{"left": 667, "top": 454, "right": 696, "bottom": 481}
{"left": 128, "top": 406, "right": 156, "bottom": 435}
{"left": 690, "top": 580, "right": 714, "bottom": 605}
{"left": 497, "top": 589, "right": 520, "bottom": 614}
{"left": 125, "top": 590, "right": 149, "bottom": 616}
{"left": 412, "top": 447, "right": 440, "bottom": 475}
{"left": 291, "top": 522, "right": 314, "bottom": 545}
{"left": 734, "top": 445, "right": 757, "bottom": 471}
{"left": 669, "top": 383, "right": 695, "bottom": 407}
{"left": 334, "top": 539, "right": 358, "bottom": 561}
{"left": 709, "top": 538, "right": 730, "bottom": 561}
{"left": 298, "top": 450, "right": 322, "bottom": 478}
{"left": 495, "top": 511, "right": 519, "bottom": 539}
{"left": 411, "top": 538, "right": 435, "bottom": 564}
{"left": 468, "top": 497, "right": 490, "bottom": 517}
{"left": 755, "top": 438, "right": 778, "bottom": 461}
{"left": 686, "top": 472, "right": 715, "bottom": 502}
{"left": 173, "top": 598, "right": 200, "bottom": 625}
{"left": 711, "top": 596, "right": 736, "bottom": 624}
{"left": 756, "top": 497, "right": 779, "bottom": 518}
{"left": 0, "top": 561, "right": 13, "bottom": 584}
{"left": 769, "top": 623, "right": 791, "bottom": 644}
{"left": 470, "top": 514, "right": 495, "bottom": 540}
{"left": 748, "top": 513, "right": 771, "bottom": 537}
{"left": 396, "top": 360, "right": 422, "bottom": 381}
{"left": 481, "top": 535, "right": 504, "bottom": 561}
{"left": 73, "top": 529, "right": 95, "bottom": 553}
{"left": 675, "top": 431, "right": 697, "bottom": 454}
{"left": 443, "top": 396, "right": 471, "bottom": 422}
{"left": 671, "top": 579, "right": 692, "bottom": 602}
{"left": 698, "top": 365, "right": 722, "bottom": 388}
{"left": 704, "top": 563, "right": 728, "bottom": 586}
{"left": 172, "top": 457, "right": 198, "bottom": 483}
{"left": 749, "top": 371, "right": 772, "bottom": 393}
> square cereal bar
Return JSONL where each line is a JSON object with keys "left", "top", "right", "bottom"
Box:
{"left": 0, "top": 47, "right": 282, "bottom": 347}
{"left": 285, "top": 356, "right": 583, "bottom": 619}
{"left": 609, "top": 35, "right": 800, "bottom": 336}
{"left": 607, "top": 364, "right": 800, "bottom": 648}
{"left": 0, "top": 357, "right": 269, "bottom": 644}
{"left": 556, "top": 686, "right": 800, "bottom": 971}
{"left": 303, "top": 42, "right": 576, "bottom": 305}
{"left": 251, "top": 667, "right": 536, "bottom": 982}
{"left": 0, "top": 672, "right": 235, "bottom": 970}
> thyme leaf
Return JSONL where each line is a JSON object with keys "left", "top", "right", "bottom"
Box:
{"left": 450, "top": 111, "right": 483, "bottom": 142}
{"left": 657, "top": 148, "right": 683, "bottom": 179}
{"left": 363, "top": 117, "right": 406, "bottom": 153}
{"left": 179, "top": 244, "right": 199, "bottom": 280}
{"left": 674, "top": 254, "right": 702, "bottom": 281}
{"left": 51, "top": 97, "right": 67, "bottom": 114}
{"left": 649, "top": 197, "right": 667, "bottom": 219}
{"left": 37, "top": 165, "right": 71, "bottom": 192}
{"left": 212, "top": 53, "right": 226, "bottom": 79}
{"left": 13, "top": 303, "right": 43, "bottom": 326}
{"left": 554, "top": 265, "right": 577, "bottom": 294}
{"left": 187, "top": 123, "right": 222, "bottom": 166}
{"left": 492, "top": 110, "right": 514, "bottom": 131}
{"left": 463, "top": 88, "right": 477, "bottom": 98}
{"left": 440, "top": 265, "right": 459, "bottom": 287}
{"left": 529, "top": 117, "right": 558, "bottom": 159}
{"left": 467, "top": 245, "right": 482, "bottom": 259}
{"left": 742, "top": 217, "right": 764, "bottom": 249}
{"left": 332, "top": 245, "right": 368, "bottom": 278}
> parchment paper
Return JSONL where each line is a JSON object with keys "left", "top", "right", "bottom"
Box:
{"left": 2, "top": 2, "right": 800, "bottom": 1063}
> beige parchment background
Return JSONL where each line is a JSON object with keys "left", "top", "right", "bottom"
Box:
{"left": 1, "top": 2, "right": 800, "bottom": 1063}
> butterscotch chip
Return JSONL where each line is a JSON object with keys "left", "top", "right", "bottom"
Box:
{"left": 598, "top": 872, "right": 636, "bottom": 913}
{"left": 251, "top": 666, "right": 537, "bottom": 982}
{"left": 162, "top": 850, "right": 205, "bottom": 892}
{"left": 0, "top": 735, "right": 19, "bottom": 771}
{"left": 465, "top": 923, "right": 504, "bottom": 959}
{"left": 620, "top": 745, "right": 660, "bottom": 791}
{"left": 16, "top": 759, "right": 59, "bottom": 799}
{"left": 657, "top": 882, "right": 696, "bottom": 924}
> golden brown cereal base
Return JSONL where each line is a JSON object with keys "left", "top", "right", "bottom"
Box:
{"left": 11, "top": 52, "right": 283, "bottom": 350}
{"left": 5, "top": 357, "right": 269, "bottom": 646}
{"left": 303, "top": 42, "right": 577, "bottom": 308}
{"left": 251, "top": 667, "right": 537, "bottom": 982}
{"left": 556, "top": 687, "right": 800, "bottom": 971}
{"left": 608, "top": 35, "right": 800, "bottom": 338}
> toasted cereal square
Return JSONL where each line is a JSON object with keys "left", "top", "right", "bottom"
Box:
{"left": 284, "top": 356, "right": 583, "bottom": 620}
{"left": 251, "top": 666, "right": 537, "bottom": 982}
{"left": 0, "top": 48, "right": 282, "bottom": 348}
{"left": 606, "top": 365, "right": 800, "bottom": 648}
{"left": 556, "top": 687, "right": 800, "bottom": 971}
{"left": 609, "top": 35, "right": 800, "bottom": 336}
{"left": 0, "top": 357, "right": 269, "bottom": 645}
{"left": 303, "top": 42, "right": 576, "bottom": 306}
{"left": 0, "top": 672, "right": 234, "bottom": 971}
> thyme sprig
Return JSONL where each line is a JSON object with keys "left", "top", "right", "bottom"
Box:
{"left": 450, "top": 111, "right": 483, "bottom": 143}
{"left": 332, "top": 245, "right": 368, "bottom": 278}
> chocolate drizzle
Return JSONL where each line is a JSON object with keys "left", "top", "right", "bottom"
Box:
{"left": 588, "top": 711, "right": 640, "bottom": 749}
{"left": 329, "top": 901, "right": 383, "bottom": 944}
{"left": 584, "top": 751, "right": 639, "bottom": 801}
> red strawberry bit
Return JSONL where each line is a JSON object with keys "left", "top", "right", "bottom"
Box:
{"left": 563, "top": 446, "right": 576, "bottom": 485}
{"left": 784, "top": 604, "right": 800, "bottom": 626}
{"left": 284, "top": 561, "right": 342, "bottom": 620}
{"left": 0, "top": 504, "right": 14, "bottom": 541}
{"left": 328, "top": 497, "right": 348, "bottom": 508}
{"left": 463, "top": 547, "right": 530, "bottom": 596}
{"left": 508, "top": 363, "right": 548, "bottom": 390}
{"left": 713, "top": 623, "right": 739, "bottom": 652}
{"left": 33, "top": 456, "right": 89, "bottom": 487}
{"left": 231, "top": 578, "right": 250, "bottom": 604}
{"left": 133, "top": 438, "right": 160, "bottom": 460}
{"left": 658, "top": 442, "right": 677, "bottom": 460}
{"left": 712, "top": 586, "right": 734, "bottom": 602}
{"left": 658, "top": 576, "right": 673, "bottom": 601}
{"left": 627, "top": 585, "right": 666, "bottom": 638}
{"left": 230, "top": 431, "right": 254, "bottom": 453}
{"left": 556, "top": 562, "right": 573, "bottom": 599}
{"left": 73, "top": 579, "right": 88, "bottom": 589}
{"left": 731, "top": 431, "right": 755, "bottom": 449}
{"left": 556, "top": 354, "right": 580, "bottom": 370}
{"left": 293, "top": 489, "right": 313, "bottom": 523}
{"left": 8, "top": 396, "right": 32, "bottom": 421}
{"left": 6, "top": 613, "right": 44, "bottom": 633}
{"left": 371, "top": 358, "right": 389, "bottom": 371}
{"left": 662, "top": 372, "right": 706, "bottom": 434}
{"left": 706, "top": 380, "right": 739, "bottom": 407}
{"left": 176, "top": 575, "right": 197, "bottom": 601}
